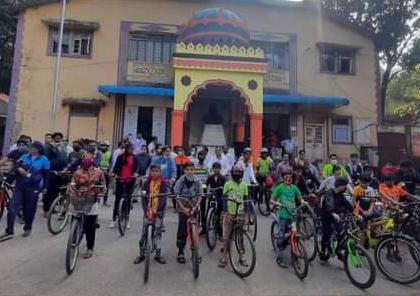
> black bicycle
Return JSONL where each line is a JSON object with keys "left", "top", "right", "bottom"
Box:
{"left": 65, "top": 185, "right": 104, "bottom": 275}
{"left": 141, "top": 192, "right": 171, "bottom": 283}
{"left": 257, "top": 179, "right": 273, "bottom": 216}
{"left": 247, "top": 184, "right": 258, "bottom": 242}
{"left": 117, "top": 176, "right": 136, "bottom": 236}
{"left": 223, "top": 197, "right": 256, "bottom": 278}
{"left": 46, "top": 172, "right": 73, "bottom": 235}
{"left": 205, "top": 186, "right": 224, "bottom": 250}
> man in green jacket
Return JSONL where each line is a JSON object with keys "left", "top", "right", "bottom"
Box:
{"left": 322, "top": 154, "right": 351, "bottom": 183}
{"left": 99, "top": 141, "right": 112, "bottom": 206}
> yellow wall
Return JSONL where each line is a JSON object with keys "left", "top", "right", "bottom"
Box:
{"left": 14, "top": 0, "right": 377, "bottom": 156}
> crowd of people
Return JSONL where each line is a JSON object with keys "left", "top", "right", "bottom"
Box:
{"left": 0, "top": 131, "right": 419, "bottom": 269}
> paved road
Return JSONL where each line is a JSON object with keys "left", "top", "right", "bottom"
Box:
{"left": 1, "top": 199, "right": 420, "bottom": 296}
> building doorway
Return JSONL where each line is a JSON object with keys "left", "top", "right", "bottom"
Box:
{"left": 185, "top": 83, "right": 249, "bottom": 148}
{"left": 305, "top": 124, "right": 326, "bottom": 161}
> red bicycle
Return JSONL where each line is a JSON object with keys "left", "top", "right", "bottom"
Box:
{"left": 175, "top": 195, "right": 202, "bottom": 279}
{"left": 0, "top": 175, "right": 14, "bottom": 223}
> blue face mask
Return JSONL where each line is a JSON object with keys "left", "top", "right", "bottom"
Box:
{"left": 17, "top": 145, "right": 27, "bottom": 153}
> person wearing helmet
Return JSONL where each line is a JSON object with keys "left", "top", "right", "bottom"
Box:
{"left": 256, "top": 147, "right": 273, "bottom": 183}
{"left": 219, "top": 165, "right": 249, "bottom": 268}
{"left": 236, "top": 148, "right": 257, "bottom": 185}
{"left": 270, "top": 170, "right": 304, "bottom": 268}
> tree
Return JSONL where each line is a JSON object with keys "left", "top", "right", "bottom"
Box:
{"left": 321, "top": 0, "right": 420, "bottom": 123}
{"left": 392, "top": 65, "right": 420, "bottom": 123}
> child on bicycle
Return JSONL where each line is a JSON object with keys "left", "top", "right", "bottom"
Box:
{"left": 134, "top": 165, "right": 169, "bottom": 265}
{"left": 270, "top": 170, "right": 304, "bottom": 268}
{"left": 173, "top": 162, "right": 203, "bottom": 264}
{"left": 219, "top": 165, "right": 249, "bottom": 268}
{"left": 206, "top": 162, "right": 226, "bottom": 237}
{"left": 67, "top": 154, "right": 106, "bottom": 258}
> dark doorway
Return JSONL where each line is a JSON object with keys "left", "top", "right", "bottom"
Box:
{"left": 263, "top": 113, "right": 290, "bottom": 147}
{"left": 378, "top": 132, "right": 407, "bottom": 167}
{"left": 137, "top": 106, "right": 153, "bottom": 143}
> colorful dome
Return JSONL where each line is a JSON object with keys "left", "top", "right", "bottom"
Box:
{"left": 179, "top": 8, "right": 250, "bottom": 47}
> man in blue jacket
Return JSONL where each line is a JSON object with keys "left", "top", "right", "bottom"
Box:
{"left": 1, "top": 141, "right": 50, "bottom": 241}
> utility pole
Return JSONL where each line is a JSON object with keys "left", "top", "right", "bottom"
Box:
{"left": 50, "top": 0, "right": 67, "bottom": 131}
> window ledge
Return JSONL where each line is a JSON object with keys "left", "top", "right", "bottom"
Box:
{"left": 62, "top": 98, "right": 107, "bottom": 107}
{"left": 42, "top": 19, "right": 100, "bottom": 31}
{"left": 320, "top": 70, "right": 355, "bottom": 76}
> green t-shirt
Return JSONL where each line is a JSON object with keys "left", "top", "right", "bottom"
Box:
{"left": 223, "top": 180, "right": 248, "bottom": 215}
{"left": 101, "top": 151, "right": 111, "bottom": 170}
{"left": 272, "top": 183, "right": 301, "bottom": 219}
{"left": 322, "top": 163, "right": 349, "bottom": 179}
{"left": 257, "top": 157, "right": 273, "bottom": 177}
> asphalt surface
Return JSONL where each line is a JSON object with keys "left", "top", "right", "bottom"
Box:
{"left": 1, "top": 197, "right": 420, "bottom": 296}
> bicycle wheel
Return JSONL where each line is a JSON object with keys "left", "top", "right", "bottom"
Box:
{"left": 246, "top": 204, "right": 258, "bottom": 242}
{"left": 257, "top": 189, "right": 271, "bottom": 216}
{"left": 144, "top": 225, "right": 152, "bottom": 283}
{"left": 117, "top": 197, "right": 128, "bottom": 236}
{"left": 47, "top": 195, "right": 70, "bottom": 235}
{"left": 375, "top": 235, "right": 420, "bottom": 284}
{"left": 228, "top": 227, "right": 256, "bottom": 278}
{"left": 66, "top": 218, "right": 80, "bottom": 275}
{"left": 191, "top": 224, "right": 200, "bottom": 279}
{"left": 298, "top": 214, "right": 317, "bottom": 262}
{"left": 206, "top": 207, "right": 218, "bottom": 251}
{"left": 270, "top": 220, "right": 279, "bottom": 251}
{"left": 291, "top": 237, "right": 309, "bottom": 279}
{"left": 0, "top": 199, "right": 5, "bottom": 223}
{"left": 344, "top": 242, "right": 376, "bottom": 289}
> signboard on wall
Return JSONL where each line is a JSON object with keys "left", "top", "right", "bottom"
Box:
{"left": 124, "top": 106, "right": 138, "bottom": 138}
{"left": 126, "top": 62, "right": 173, "bottom": 84}
{"left": 264, "top": 70, "right": 290, "bottom": 90}
{"left": 152, "top": 107, "right": 167, "bottom": 144}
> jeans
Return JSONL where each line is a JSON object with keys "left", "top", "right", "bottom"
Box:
{"left": 112, "top": 180, "right": 135, "bottom": 221}
{"left": 84, "top": 215, "right": 97, "bottom": 250}
{"left": 275, "top": 218, "right": 293, "bottom": 260}
{"left": 176, "top": 213, "right": 188, "bottom": 251}
{"left": 43, "top": 173, "right": 62, "bottom": 213}
{"left": 139, "top": 216, "right": 163, "bottom": 256}
{"left": 6, "top": 187, "right": 39, "bottom": 234}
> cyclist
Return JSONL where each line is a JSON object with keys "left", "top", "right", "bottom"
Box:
{"left": 195, "top": 150, "right": 209, "bottom": 233}
{"left": 256, "top": 147, "right": 273, "bottom": 185}
{"left": 0, "top": 141, "right": 50, "bottom": 241}
{"left": 275, "top": 153, "right": 292, "bottom": 182}
{"left": 173, "top": 162, "right": 203, "bottom": 264}
{"left": 322, "top": 154, "right": 351, "bottom": 182}
{"left": 319, "top": 177, "right": 354, "bottom": 261}
{"left": 67, "top": 154, "right": 106, "bottom": 258}
{"left": 151, "top": 146, "right": 176, "bottom": 185}
{"left": 99, "top": 141, "right": 112, "bottom": 206}
{"left": 206, "top": 162, "right": 226, "bottom": 237}
{"left": 270, "top": 170, "right": 305, "bottom": 268}
{"left": 378, "top": 174, "right": 419, "bottom": 207}
{"left": 134, "top": 165, "right": 169, "bottom": 265}
{"left": 395, "top": 159, "right": 419, "bottom": 194}
{"left": 109, "top": 142, "right": 138, "bottom": 229}
{"left": 0, "top": 138, "right": 28, "bottom": 183}
{"left": 319, "top": 165, "right": 353, "bottom": 194}
{"left": 237, "top": 148, "right": 257, "bottom": 185}
{"left": 219, "top": 165, "right": 249, "bottom": 268}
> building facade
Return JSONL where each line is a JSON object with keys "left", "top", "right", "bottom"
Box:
{"left": 5, "top": 0, "right": 379, "bottom": 162}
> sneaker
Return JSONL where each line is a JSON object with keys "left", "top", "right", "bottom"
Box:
{"left": 133, "top": 255, "right": 145, "bottom": 264}
{"left": 126, "top": 222, "right": 131, "bottom": 230}
{"left": 109, "top": 221, "right": 116, "bottom": 229}
{"left": 22, "top": 230, "right": 31, "bottom": 238}
{"left": 276, "top": 258, "right": 288, "bottom": 268}
{"left": 0, "top": 232, "right": 13, "bottom": 242}
{"left": 82, "top": 249, "right": 93, "bottom": 259}
{"left": 154, "top": 256, "right": 167, "bottom": 264}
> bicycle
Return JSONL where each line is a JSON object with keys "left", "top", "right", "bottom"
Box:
{"left": 116, "top": 176, "right": 136, "bottom": 236}
{"left": 46, "top": 171, "right": 73, "bottom": 235}
{"left": 175, "top": 195, "right": 202, "bottom": 279}
{"left": 0, "top": 174, "right": 14, "bottom": 223}
{"left": 141, "top": 192, "right": 171, "bottom": 283}
{"left": 295, "top": 199, "right": 318, "bottom": 262}
{"left": 247, "top": 184, "right": 259, "bottom": 242}
{"left": 223, "top": 196, "right": 256, "bottom": 278}
{"left": 270, "top": 204, "right": 309, "bottom": 279}
{"left": 373, "top": 202, "right": 420, "bottom": 284}
{"left": 205, "top": 186, "right": 224, "bottom": 251}
{"left": 256, "top": 177, "right": 273, "bottom": 216}
{"left": 65, "top": 185, "right": 104, "bottom": 275}
{"left": 321, "top": 213, "right": 376, "bottom": 289}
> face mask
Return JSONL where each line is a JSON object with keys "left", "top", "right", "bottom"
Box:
{"left": 73, "top": 145, "right": 81, "bottom": 152}
{"left": 198, "top": 157, "right": 205, "bottom": 162}
{"left": 331, "top": 159, "right": 338, "bottom": 165}
{"left": 88, "top": 147, "right": 96, "bottom": 153}
{"left": 232, "top": 174, "right": 242, "bottom": 182}
{"left": 81, "top": 159, "right": 95, "bottom": 170}
{"left": 17, "top": 146, "right": 26, "bottom": 153}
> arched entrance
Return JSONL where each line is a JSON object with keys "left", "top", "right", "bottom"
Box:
{"left": 183, "top": 80, "right": 251, "bottom": 149}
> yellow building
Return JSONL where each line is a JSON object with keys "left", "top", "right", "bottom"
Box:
{"left": 4, "top": 0, "right": 379, "bottom": 162}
